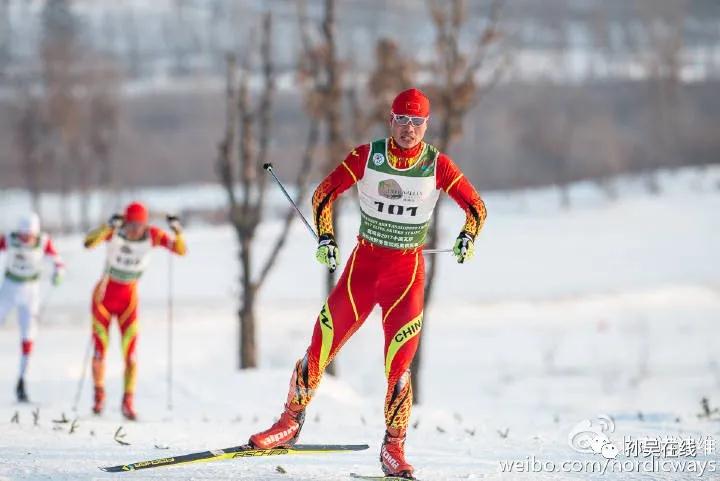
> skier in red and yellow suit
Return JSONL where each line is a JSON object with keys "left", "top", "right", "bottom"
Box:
{"left": 84, "top": 202, "right": 186, "bottom": 420}
{"left": 250, "top": 88, "right": 487, "bottom": 479}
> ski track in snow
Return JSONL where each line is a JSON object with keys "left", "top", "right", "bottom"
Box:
{"left": 1, "top": 168, "right": 720, "bottom": 480}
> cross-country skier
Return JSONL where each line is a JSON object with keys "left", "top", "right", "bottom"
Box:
{"left": 83, "top": 202, "right": 186, "bottom": 420}
{"left": 249, "top": 88, "right": 487, "bottom": 479}
{"left": 0, "top": 213, "right": 65, "bottom": 402}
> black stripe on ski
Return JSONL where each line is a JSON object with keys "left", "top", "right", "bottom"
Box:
{"left": 100, "top": 444, "right": 368, "bottom": 472}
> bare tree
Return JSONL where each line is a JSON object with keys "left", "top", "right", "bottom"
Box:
{"left": 86, "top": 57, "right": 121, "bottom": 214}
{"left": 363, "top": 38, "right": 418, "bottom": 134}
{"left": 638, "top": 0, "right": 688, "bottom": 193}
{"left": 41, "top": 0, "right": 83, "bottom": 232}
{"left": 35, "top": 0, "right": 122, "bottom": 232}
{"left": 0, "top": 0, "right": 11, "bottom": 77}
{"left": 14, "top": 92, "right": 50, "bottom": 216}
{"left": 217, "top": 13, "right": 319, "bottom": 369}
{"left": 412, "top": 0, "right": 509, "bottom": 402}
{"left": 296, "top": 0, "right": 350, "bottom": 375}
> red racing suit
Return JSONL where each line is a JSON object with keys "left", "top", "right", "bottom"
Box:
{"left": 285, "top": 137, "right": 486, "bottom": 433}
{"left": 84, "top": 224, "right": 186, "bottom": 395}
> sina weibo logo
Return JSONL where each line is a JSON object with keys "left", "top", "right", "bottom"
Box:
{"left": 568, "top": 414, "right": 619, "bottom": 459}
{"left": 378, "top": 179, "right": 403, "bottom": 200}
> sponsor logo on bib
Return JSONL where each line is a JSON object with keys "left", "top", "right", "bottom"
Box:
{"left": 378, "top": 179, "right": 403, "bottom": 199}
{"left": 372, "top": 152, "right": 385, "bottom": 166}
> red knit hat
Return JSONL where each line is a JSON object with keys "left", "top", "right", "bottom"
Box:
{"left": 391, "top": 88, "right": 430, "bottom": 117}
{"left": 124, "top": 202, "right": 148, "bottom": 224}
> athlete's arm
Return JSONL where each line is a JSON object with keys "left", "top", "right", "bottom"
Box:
{"left": 312, "top": 144, "right": 369, "bottom": 237}
{"left": 84, "top": 224, "right": 113, "bottom": 249}
{"left": 44, "top": 237, "right": 65, "bottom": 270}
{"left": 149, "top": 226, "right": 187, "bottom": 256}
{"left": 435, "top": 153, "right": 487, "bottom": 239}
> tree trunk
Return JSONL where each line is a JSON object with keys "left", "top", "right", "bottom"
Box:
{"left": 239, "top": 292, "right": 257, "bottom": 369}
{"left": 411, "top": 115, "right": 453, "bottom": 403}
{"left": 239, "top": 231, "right": 257, "bottom": 369}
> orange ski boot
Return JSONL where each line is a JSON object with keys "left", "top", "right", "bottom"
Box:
{"left": 121, "top": 392, "right": 137, "bottom": 421}
{"left": 92, "top": 386, "right": 105, "bottom": 415}
{"left": 249, "top": 404, "right": 305, "bottom": 449}
{"left": 380, "top": 430, "right": 414, "bottom": 479}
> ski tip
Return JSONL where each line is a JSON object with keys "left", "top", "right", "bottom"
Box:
{"left": 98, "top": 465, "right": 130, "bottom": 473}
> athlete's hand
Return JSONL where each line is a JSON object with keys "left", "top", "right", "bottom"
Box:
{"left": 108, "top": 213, "right": 123, "bottom": 229}
{"left": 52, "top": 266, "right": 65, "bottom": 286}
{"left": 452, "top": 231, "right": 475, "bottom": 264}
{"left": 166, "top": 214, "right": 183, "bottom": 233}
{"left": 316, "top": 234, "right": 340, "bottom": 273}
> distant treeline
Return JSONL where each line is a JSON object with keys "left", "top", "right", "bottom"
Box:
{"left": 1, "top": 78, "right": 717, "bottom": 194}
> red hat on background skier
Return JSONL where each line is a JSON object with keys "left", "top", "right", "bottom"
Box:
{"left": 391, "top": 88, "right": 430, "bottom": 117}
{"left": 124, "top": 202, "right": 148, "bottom": 224}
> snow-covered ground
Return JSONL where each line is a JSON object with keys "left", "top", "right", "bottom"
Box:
{"left": 1, "top": 166, "right": 720, "bottom": 480}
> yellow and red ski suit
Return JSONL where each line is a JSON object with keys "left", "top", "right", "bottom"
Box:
{"left": 285, "top": 137, "right": 486, "bottom": 432}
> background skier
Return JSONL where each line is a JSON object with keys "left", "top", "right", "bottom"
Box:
{"left": 83, "top": 201, "right": 186, "bottom": 420}
{"left": 0, "top": 213, "right": 64, "bottom": 403}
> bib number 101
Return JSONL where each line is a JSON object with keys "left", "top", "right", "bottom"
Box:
{"left": 373, "top": 202, "right": 417, "bottom": 217}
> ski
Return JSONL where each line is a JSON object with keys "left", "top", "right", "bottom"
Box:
{"left": 350, "top": 473, "right": 418, "bottom": 481}
{"left": 100, "top": 443, "right": 369, "bottom": 472}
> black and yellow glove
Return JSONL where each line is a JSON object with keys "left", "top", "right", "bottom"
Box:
{"left": 316, "top": 234, "right": 340, "bottom": 273}
{"left": 452, "top": 231, "right": 475, "bottom": 264}
{"left": 166, "top": 214, "right": 183, "bottom": 233}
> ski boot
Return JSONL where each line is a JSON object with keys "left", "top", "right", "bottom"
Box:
{"left": 16, "top": 378, "right": 29, "bottom": 403}
{"left": 380, "top": 430, "right": 414, "bottom": 479}
{"left": 92, "top": 386, "right": 105, "bottom": 415}
{"left": 121, "top": 392, "right": 137, "bottom": 421}
{"left": 249, "top": 404, "right": 305, "bottom": 449}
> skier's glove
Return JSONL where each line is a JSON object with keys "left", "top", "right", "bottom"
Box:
{"left": 108, "top": 213, "right": 124, "bottom": 229}
{"left": 166, "top": 214, "right": 183, "bottom": 233}
{"left": 52, "top": 266, "right": 65, "bottom": 286}
{"left": 452, "top": 231, "right": 475, "bottom": 264}
{"left": 316, "top": 234, "right": 340, "bottom": 273}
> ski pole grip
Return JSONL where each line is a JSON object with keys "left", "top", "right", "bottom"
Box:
{"left": 263, "top": 163, "right": 273, "bottom": 171}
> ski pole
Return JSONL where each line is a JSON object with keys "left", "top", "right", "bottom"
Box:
{"left": 423, "top": 248, "right": 453, "bottom": 254}
{"left": 72, "top": 336, "right": 93, "bottom": 412}
{"left": 263, "top": 163, "right": 318, "bottom": 240}
{"left": 165, "top": 213, "right": 180, "bottom": 411}
{"left": 167, "top": 250, "right": 174, "bottom": 411}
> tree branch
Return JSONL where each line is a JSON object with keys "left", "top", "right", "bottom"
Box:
{"left": 256, "top": 121, "right": 319, "bottom": 288}
{"left": 217, "top": 53, "right": 239, "bottom": 220}
{"left": 255, "top": 11, "right": 276, "bottom": 224}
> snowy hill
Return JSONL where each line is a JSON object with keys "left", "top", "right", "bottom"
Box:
{"left": 0, "top": 166, "right": 719, "bottom": 480}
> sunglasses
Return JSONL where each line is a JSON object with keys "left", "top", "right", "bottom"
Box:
{"left": 392, "top": 113, "right": 428, "bottom": 127}
{"left": 123, "top": 222, "right": 146, "bottom": 230}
